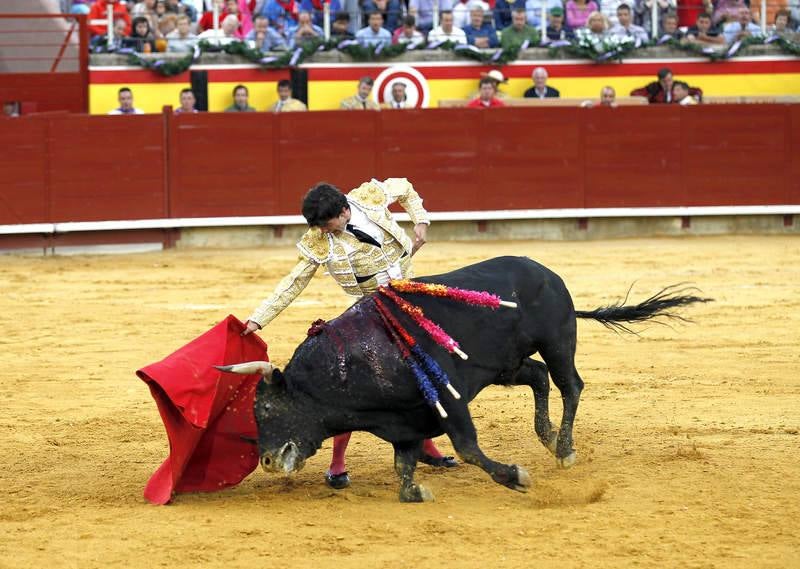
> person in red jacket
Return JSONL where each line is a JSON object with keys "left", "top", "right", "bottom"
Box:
{"left": 467, "top": 77, "right": 506, "bottom": 108}
{"left": 630, "top": 67, "right": 703, "bottom": 104}
{"left": 88, "top": 0, "right": 132, "bottom": 37}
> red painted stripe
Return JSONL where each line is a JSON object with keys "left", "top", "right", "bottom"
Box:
{"left": 205, "top": 68, "right": 290, "bottom": 81}
{"left": 306, "top": 58, "right": 800, "bottom": 81}
{"left": 90, "top": 58, "right": 800, "bottom": 84}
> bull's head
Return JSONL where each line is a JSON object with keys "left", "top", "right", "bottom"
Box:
{"left": 216, "top": 361, "right": 322, "bottom": 475}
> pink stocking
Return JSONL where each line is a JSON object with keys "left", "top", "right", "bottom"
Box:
{"left": 422, "top": 438, "right": 443, "bottom": 459}
{"left": 328, "top": 432, "right": 352, "bottom": 475}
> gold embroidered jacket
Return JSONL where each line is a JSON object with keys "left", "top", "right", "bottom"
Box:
{"left": 248, "top": 178, "right": 430, "bottom": 327}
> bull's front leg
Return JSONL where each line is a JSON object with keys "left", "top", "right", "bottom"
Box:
{"left": 441, "top": 400, "right": 531, "bottom": 493}
{"left": 393, "top": 440, "right": 434, "bottom": 503}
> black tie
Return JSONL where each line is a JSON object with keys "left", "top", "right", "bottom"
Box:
{"left": 346, "top": 224, "right": 381, "bottom": 248}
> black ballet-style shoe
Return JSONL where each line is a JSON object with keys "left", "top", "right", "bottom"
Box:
{"left": 324, "top": 471, "right": 351, "bottom": 489}
{"left": 419, "top": 455, "right": 458, "bottom": 468}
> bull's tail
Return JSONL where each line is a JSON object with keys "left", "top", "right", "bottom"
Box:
{"left": 575, "top": 283, "right": 712, "bottom": 334}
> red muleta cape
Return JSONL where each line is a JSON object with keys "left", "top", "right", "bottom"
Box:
{"left": 137, "top": 315, "right": 268, "bottom": 505}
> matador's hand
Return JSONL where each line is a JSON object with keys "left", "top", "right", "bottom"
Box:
{"left": 412, "top": 223, "right": 428, "bottom": 255}
{"left": 241, "top": 320, "right": 262, "bottom": 336}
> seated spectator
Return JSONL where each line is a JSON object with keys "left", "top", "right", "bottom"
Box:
{"left": 524, "top": 0, "right": 568, "bottom": 28}
{"left": 608, "top": 3, "right": 648, "bottom": 42}
{"left": 123, "top": 16, "right": 157, "bottom": 52}
{"left": 454, "top": 0, "right": 490, "bottom": 29}
{"left": 131, "top": 0, "right": 157, "bottom": 19}
{"left": 225, "top": 84, "right": 256, "bottom": 112}
{"left": 659, "top": 11, "right": 683, "bottom": 39}
{"left": 340, "top": 76, "right": 381, "bottom": 110}
{"left": 3, "top": 101, "right": 21, "bottom": 117}
{"left": 633, "top": 0, "right": 676, "bottom": 35}
{"left": 565, "top": 0, "right": 599, "bottom": 29}
{"left": 157, "top": 13, "right": 179, "bottom": 40}
{"left": 584, "top": 11, "right": 609, "bottom": 40}
{"left": 105, "top": 18, "right": 130, "bottom": 50}
{"left": 247, "top": 14, "right": 289, "bottom": 50}
{"left": 331, "top": 12, "right": 356, "bottom": 40}
{"left": 581, "top": 85, "right": 617, "bottom": 107}
{"left": 362, "top": 0, "right": 401, "bottom": 32}
{"left": 356, "top": 11, "right": 393, "bottom": 46}
{"left": 199, "top": 0, "right": 242, "bottom": 32}
{"left": 685, "top": 12, "right": 724, "bottom": 44}
{"left": 545, "top": 7, "right": 575, "bottom": 41}
{"left": 630, "top": 67, "right": 702, "bottom": 103}
{"left": 299, "top": 0, "right": 343, "bottom": 29}
{"left": 672, "top": 81, "right": 698, "bottom": 105}
{"left": 108, "top": 87, "right": 144, "bottom": 115}
{"left": 175, "top": 88, "right": 199, "bottom": 113}
{"left": 599, "top": 85, "right": 617, "bottom": 106}
{"left": 393, "top": 15, "right": 426, "bottom": 44}
{"left": 599, "top": 0, "right": 628, "bottom": 27}
{"left": 409, "top": 0, "right": 455, "bottom": 33}
{"left": 164, "top": 0, "right": 195, "bottom": 20}
{"left": 722, "top": 7, "right": 763, "bottom": 43}
{"left": 291, "top": 11, "right": 324, "bottom": 47}
{"left": 470, "top": 69, "right": 509, "bottom": 99}
{"left": 467, "top": 77, "right": 506, "bottom": 108}
{"left": 769, "top": 10, "right": 794, "bottom": 38}
{"left": 89, "top": 0, "right": 132, "bottom": 37}
{"left": 463, "top": 6, "right": 499, "bottom": 48}
{"left": 493, "top": 0, "right": 515, "bottom": 30}
{"left": 428, "top": 10, "right": 468, "bottom": 43}
{"left": 382, "top": 81, "right": 412, "bottom": 109}
{"left": 270, "top": 80, "right": 308, "bottom": 112}
{"left": 500, "top": 7, "right": 540, "bottom": 49}
{"left": 167, "top": 14, "right": 198, "bottom": 51}
{"left": 198, "top": 13, "right": 240, "bottom": 44}
{"left": 524, "top": 66, "right": 560, "bottom": 98}
{"left": 260, "top": 0, "right": 300, "bottom": 38}
{"left": 712, "top": 0, "right": 746, "bottom": 27}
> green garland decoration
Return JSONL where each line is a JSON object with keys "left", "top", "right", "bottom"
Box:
{"left": 93, "top": 33, "right": 799, "bottom": 76}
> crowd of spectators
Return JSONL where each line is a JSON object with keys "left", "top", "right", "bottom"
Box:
{"left": 67, "top": 0, "right": 800, "bottom": 54}
{"left": 94, "top": 63, "right": 705, "bottom": 117}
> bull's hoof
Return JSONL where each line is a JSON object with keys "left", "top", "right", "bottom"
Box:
{"left": 420, "top": 454, "right": 459, "bottom": 468}
{"left": 400, "top": 484, "right": 434, "bottom": 503}
{"left": 325, "top": 471, "right": 350, "bottom": 490}
{"left": 511, "top": 466, "right": 531, "bottom": 492}
{"left": 556, "top": 451, "right": 577, "bottom": 469}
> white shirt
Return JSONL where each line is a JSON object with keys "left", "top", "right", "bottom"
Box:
{"left": 428, "top": 25, "right": 468, "bottom": 44}
{"left": 345, "top": 201, "right": 403, "bottom": 282}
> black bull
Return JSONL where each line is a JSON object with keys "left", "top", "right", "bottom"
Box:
{"left": 219, "top": 256, "right": 709, "bottom": 502}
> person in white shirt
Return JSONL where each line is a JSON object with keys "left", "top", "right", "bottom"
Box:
{"left": 673, "top": 81, "right": 698, "bottom": 105}
{"left": 167, "top": 14, "right": 198, "bottom": 52}
{"left": 452, "top": 0, "right": 489, "bottom": 29}
{"left": 607, "top": 3, "right": 649, "bottom": 42}
{"left": 197, "top": 13, "right": 239, "bottom": 45}
{"left": 427, "top": 10, "right": 468, "bottom": 44}
{"left": 108, "top": 87, "right": 145, "bottom": 115}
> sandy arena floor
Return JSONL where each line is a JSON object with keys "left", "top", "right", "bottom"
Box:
{"left": 1, "top": 236, "right": 798, "bottom": 569}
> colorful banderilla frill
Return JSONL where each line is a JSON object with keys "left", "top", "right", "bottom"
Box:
{"left": 377, "top": 286, "right": 469, "bottom": 360}
{"left": 388, "top": 280, "right": 518, "bottom": 309}
{"left": 373, "top": 297, "right": 460, "bottom": 419}
{"left": 374, "top": 279, "right": 517, "bottom": 419}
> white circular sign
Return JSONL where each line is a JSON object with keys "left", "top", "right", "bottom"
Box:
{"left": 372, "top": 65, "right": 430, "bottom": 109}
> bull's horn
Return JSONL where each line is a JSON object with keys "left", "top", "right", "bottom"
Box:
{"left": 215, "top": 361, "right": 274, "bottom": 377}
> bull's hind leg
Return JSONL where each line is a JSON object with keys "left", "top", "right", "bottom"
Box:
{"left": 539, "top": 345, "right": 584, "bottom": 469}
{"left": 440, "top": 401, "right": 531, "bottom": 493}
{"left": 393, "top": 440, "right": 434, "bottom": 503}
{"left": 505, "top": 359, "right": 559, "bottom": 455}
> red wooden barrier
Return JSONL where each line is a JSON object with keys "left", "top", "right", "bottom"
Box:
{"left": 0, "top": 104, "right": 797, "bottom": 227}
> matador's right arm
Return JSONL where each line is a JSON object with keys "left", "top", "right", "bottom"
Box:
{"left": 247, "top": 257, "right": 319, "bottom": 328}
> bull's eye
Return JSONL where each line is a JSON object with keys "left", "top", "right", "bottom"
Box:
{"left": 262, "top": 403, "right": 271, "bottom": 413}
